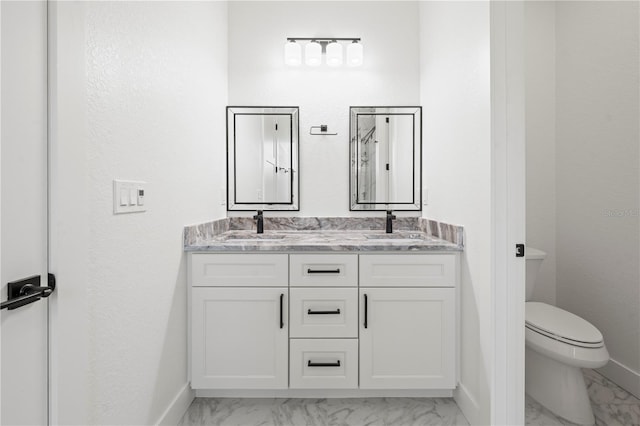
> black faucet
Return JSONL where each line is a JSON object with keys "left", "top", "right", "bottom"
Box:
{"left": 253, "top": 210, "right": 264, "bottom": 234}
{"left": 386, "top": 210, "right": 396, "bottom": 234}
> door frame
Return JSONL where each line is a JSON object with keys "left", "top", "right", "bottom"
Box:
{"left": 47, "top": 2, "right": 91, "bottom": 424}
{"left": 0, "top": 2, "right": 3, "bottom": 420}
{"left": 490, "top": 2, "right": 526, "bottom": 425}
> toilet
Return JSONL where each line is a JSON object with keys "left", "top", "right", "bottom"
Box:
{"left": 525, "top": 247, "right": 609, "bottom": 425}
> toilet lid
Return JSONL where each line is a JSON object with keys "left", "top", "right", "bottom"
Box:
{"left": 525, "top": 302, "right": 603, "bottom": 345}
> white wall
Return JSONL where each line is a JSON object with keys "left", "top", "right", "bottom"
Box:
{"left": 228, "top": 1, "right": 420, "bottom": 217}
{"left": 525, "top": 2, "right": 556, "bottom": 305}
{"left": 419, "top": 2, "right": 492, "bottom": 424}
{"left": 51, "top": 2, "right": 228, "bottom": 424}
{"left": 555, "top": 1, "right": 640, "bottom": 396}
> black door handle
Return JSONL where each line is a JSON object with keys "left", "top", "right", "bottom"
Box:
{"left": 307, "top": 308, "right": 341, "bottom": 315}
{"left": 307, "top": 360, "right": 341, "bottom": 367}
{"left": 20, "top": 284, "right": 54, "bottom": 297}
{"left": 1, "top": 274, "right": 56, "bottom": 311}
{"left": 0, "top": 292, "right": 45, "bottom": 310}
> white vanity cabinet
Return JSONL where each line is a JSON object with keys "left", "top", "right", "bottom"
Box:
{"left": 189, "top": 251, "right": 459, "bottom": 393}
{"left": 189, "top": 254, "right": 288, "bottom": 389}
{"left": 359, "top": 254, "right": 457, "bottom": 389}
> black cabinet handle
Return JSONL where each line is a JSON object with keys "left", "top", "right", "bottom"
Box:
{"left": 307, "top": 360, "right": 341, "bottom": 367}
{"left": 364, "top": 294, "right": 368, "bottom": 329}
{"left": 307, "top": 308, "right": 341, "bottom": 315}
{"left": 279, "top": 293, "right": 284, "bottom": 329}
{"left": 307, "top": 268, "right": 340, "bottom": 274}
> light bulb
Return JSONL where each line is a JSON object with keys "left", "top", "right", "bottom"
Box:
{"left": 305, "top": 41, "right": 322, "bottom": 67}
{"left": 326, "top": 41, "right": 343, "bottom": 67}
{"left": 346, "top": 42, "right": 363, "bottom": 67}
{"left": 284, "top": 41, "right": 302, "bottom": 66}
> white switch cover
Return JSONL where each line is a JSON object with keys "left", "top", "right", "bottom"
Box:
{"left": 119, "top": 189, "right": 129, "bottom": 206}
{"left": 114, "top": 180, "right": 146, "bottom": 214}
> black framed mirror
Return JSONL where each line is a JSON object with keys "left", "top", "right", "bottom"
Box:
{"left": 227, "top": 106, "right": 299, "bottom": 211}
{"left": 349, "top": 106, "right": 422, "bottom": 211}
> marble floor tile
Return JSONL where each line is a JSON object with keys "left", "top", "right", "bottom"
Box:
{"left": 179, "top": 369, "right": 638, "bottom": 426}
{"left": 525, "top": 396, "right": 580, "bottom": 426}
{"left": 178, "top": 397, "right": 469, "bottom": 426}
{"left": 526, "top": 369, "right": 640, "bottom": 426}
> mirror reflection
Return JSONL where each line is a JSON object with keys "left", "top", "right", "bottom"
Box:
{"left": 350, "top": 106, "right": 422, "bottom": 211}
{"left": 227, "top": 107, "right": 299, "bottom": 211}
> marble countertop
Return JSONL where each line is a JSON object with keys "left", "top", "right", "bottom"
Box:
{"left": 184, "top": 229, "right": 462, "bottom": 252}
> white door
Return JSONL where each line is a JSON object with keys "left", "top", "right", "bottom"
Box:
{"left": 491, "top": 2, "right": 526, "bottom": 424}
{"left": 359, "top": 288, "right": 455, "bottom": 389}
{"left": 0, "top": 1, "right": 50, "bottom": 424}
{"left": 191, "top": 287, "right": 288, "bottom": 389}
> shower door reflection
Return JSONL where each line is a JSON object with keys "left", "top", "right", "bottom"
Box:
{"left": 350, "top": 106, "right": 421, "bottom": 211}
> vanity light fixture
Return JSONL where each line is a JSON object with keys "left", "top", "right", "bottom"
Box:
{"left": 284, "top": 40, "right": 302, "bottom": 66}
{"left": 305, "top": 40, "right": 322, "bottom": 67}
{"left": 346, "top": 41, "right": 364, "bottom": 67}
{"left": 325, "top": 41, "right": 343, "bottom": 67}
{"left": 285, "top": 38, "right": 362, "bottom": 67}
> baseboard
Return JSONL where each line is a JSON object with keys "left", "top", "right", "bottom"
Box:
{"left": 195, "top": 389, "right": 453, "bottom": 398}
{"left": 155, "top": 383, "right": 195, "bottom": 426}
{"left": 597, "top": 358, "right": 640, "bottom": 399}
{"left": 454, "top": 383, "right": 482, "bottom": 425}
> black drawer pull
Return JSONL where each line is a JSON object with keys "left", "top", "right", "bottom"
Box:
{"left": 307, "top": 360, "right": 341, "bottom": 367}
{"left": 307, "top": 308, "right": 341, "bottom": 315}
{"left": 307, "top": 268, "right": 341, "bottom": 274}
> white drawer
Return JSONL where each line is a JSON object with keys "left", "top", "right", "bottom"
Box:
{"left": 190, "top": 253, "right": 288, "bottom": 287}
{"left": 289, "top": 288, "right": 358, "bottom": 338}
{"left": 290, "top": 254, "right": 358, "bottom": 287}
{"left": 359, "top": 254, "right": 457, "bottom": 287}
{"left": 290, "top": 339, "right": 358, "bottom": 389}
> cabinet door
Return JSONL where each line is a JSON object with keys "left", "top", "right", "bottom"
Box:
{"left": 359, "top": 288, "right": 455, "bottom": 389}
{"left": 191, "top": 287, "right": 288, "bottom": 389}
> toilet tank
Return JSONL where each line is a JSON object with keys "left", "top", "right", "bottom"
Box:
{"left": 526, "top": 247, "right": 546, "bottom": 301}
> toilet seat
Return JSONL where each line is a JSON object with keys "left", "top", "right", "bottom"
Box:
{"left": 526, "top": 324, "right": 603, "bottom": 348}
{"left": 525, "top": 302, "right": 604, "bottom": 348}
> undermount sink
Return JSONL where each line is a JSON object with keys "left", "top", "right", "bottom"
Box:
{"left": 363, "top": 233, "right": 425, "bottom": 240}
{"left": 224, "top": 234, "right": 287, "bottom": 242}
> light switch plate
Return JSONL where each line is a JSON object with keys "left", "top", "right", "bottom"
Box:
{"left": 113, "top": 180, "right": 146, "bottom": 214}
